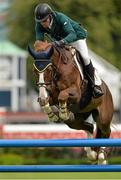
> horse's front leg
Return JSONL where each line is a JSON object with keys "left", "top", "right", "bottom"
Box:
{"left": 59, "top": 101, "right": 69, "bottom": 120}
{"left": 39, "top": 98, "right": 59, "bottom": 122}
{"left": 38, "top": 73, "right": 59, "bottom": 122}
{"left": 58, "top": 86, "right": 80, "bottom": 121}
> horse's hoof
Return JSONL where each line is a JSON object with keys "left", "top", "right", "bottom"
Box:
{"left": 98, "top": 152, "right": 107, "bottom": 165}
{"left": 98, "top": 152, "right": 105, "bottom": 160}
{"left": 84, "top": 147, "right": 97, "bottom": 160}
{"left": 87, "top": 151, "right": 97, "bottom": 160}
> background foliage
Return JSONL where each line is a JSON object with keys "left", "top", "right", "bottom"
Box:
{"left": 0, "top": 147, "right": 121, "bottom": 165}
{"left": 0, "top": 147, "right": 87, "bottom": 165}
{"left": 7, "top": 0, "right": 121, "bottom": 87}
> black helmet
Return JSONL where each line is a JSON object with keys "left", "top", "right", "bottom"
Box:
{"left": 35, "top": 3, "right": 52, "bottom": 22}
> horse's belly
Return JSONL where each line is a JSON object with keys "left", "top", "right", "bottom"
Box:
{"left": 68, "top": 96, "right": 102, "bottom": 114}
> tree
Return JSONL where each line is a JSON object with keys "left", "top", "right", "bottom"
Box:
{"left": 7, "top": 0, "right": 121, "bottom": 87}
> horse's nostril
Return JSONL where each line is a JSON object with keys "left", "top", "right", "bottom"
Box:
{"left": 38, "top": 97, "right": 48, "bottom": 106}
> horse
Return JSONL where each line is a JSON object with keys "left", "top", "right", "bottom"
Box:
{"left": 28, "top": 40, "right": 114, "bottom": 164}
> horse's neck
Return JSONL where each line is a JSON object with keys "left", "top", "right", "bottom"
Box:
{"left": 53, "top": 46, "right": 73, "bottom": 65}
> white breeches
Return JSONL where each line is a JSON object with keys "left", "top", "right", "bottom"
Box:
{"left": 70, "top": 39, "right": 102, "bottom": 85}
{"left": 70, "top": 39, "right": 90, "bottom": 65}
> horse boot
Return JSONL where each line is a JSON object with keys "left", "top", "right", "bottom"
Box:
{"left": 85, "top": 61, "right": 104, "bottom": 98}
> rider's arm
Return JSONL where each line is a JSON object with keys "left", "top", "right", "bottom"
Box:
{"left": 59, "top": 14, "right": 77, "bottom": 44}
{"left": 35, "top": 22, "right": 44, "bottom": 40}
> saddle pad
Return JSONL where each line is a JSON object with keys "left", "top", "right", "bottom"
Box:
{"left": 33, "top": 60, "right": 52, "bottom": 73}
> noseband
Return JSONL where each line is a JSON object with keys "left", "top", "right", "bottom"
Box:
{"left": 33, "top": 60, "right": 58, "bottom": 89}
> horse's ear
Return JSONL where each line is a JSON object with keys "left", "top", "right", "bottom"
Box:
{"left": 28, "top": 45, "right": 53, "bottom": 59}
{"left": 28, "top": 45, "right": 36, "bottom": 60}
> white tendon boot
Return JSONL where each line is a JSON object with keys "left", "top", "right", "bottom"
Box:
{"left": 42, "top": 103, "right": 59, "bottom": 122}
{"left": 98, "top": 147, "right": 107, "bottom": 165}
{"left": 84, "top": 131, "right": 97, "bottom": 162}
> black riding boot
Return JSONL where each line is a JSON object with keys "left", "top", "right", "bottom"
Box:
{"left": 85, "top": 62, "right": 104, "bottom": 98}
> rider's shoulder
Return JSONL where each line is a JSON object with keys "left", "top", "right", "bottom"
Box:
{"left": 53, "top": 11, "right": 69, "bottom": 21}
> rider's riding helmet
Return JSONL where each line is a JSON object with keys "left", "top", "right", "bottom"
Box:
{"left": 35, "top": 3, "right": 53, "bottom": 22}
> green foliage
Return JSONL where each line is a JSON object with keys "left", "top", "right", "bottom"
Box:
{"left": 0, "top": 147, "right": 121, "bottom": 165}
{"left": 6, "top": 0, "right": 121, "bottom": 87}
{"left": 109, "top": 156, "right": 121, "bottom": 164}
{"left": 0, "top": 147, "right": 87, "bottom": 165}
{"left": 0, "top": 154, "right": 24, "bottom": 165}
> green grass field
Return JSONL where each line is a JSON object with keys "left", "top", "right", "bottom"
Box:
{"left": 0, "top": 172, "right": 121, "bottom": 179}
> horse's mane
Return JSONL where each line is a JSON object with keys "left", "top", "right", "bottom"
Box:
{"left": 34, "top": 40, "right": 51, "bottom": 52}
{"left": 54, "top": 45, "right": 72, "bottom": 64}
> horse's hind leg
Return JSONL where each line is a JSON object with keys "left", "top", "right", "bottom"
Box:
{"left": 84, "top": 130, "right": 98, "bottom": 163}
{"left": 95, "top": 127, "right": 111, "bottom": 165}
{"left": 92, "top": 105, "right": 113, "bottom": 164}
{"left": 77, "top": 122, "right": 98, "bottom": 163}
{"left": 65, "top": 115, "right": 97, "bottom": 163}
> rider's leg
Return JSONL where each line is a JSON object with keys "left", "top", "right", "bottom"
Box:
{"left": 70, "top": 39, "right": 104, "bottom": 98}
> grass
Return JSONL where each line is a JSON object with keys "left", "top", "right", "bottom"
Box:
{"left": 0, "top": 172, "right": 121, "bottom": 179}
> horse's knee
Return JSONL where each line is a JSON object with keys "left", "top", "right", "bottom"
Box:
{"left": 58, "top": 91, "right": 69, "bottom": 101}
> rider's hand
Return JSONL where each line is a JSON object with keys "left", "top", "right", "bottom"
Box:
{"left": 53, "top": 40, "right": 65, "bottom": 47}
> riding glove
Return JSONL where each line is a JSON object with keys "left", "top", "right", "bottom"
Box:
{"left": 54, "top": 40, "right": 65, "bottom": 47}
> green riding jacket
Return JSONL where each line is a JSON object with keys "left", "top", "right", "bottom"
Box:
{"left": 35, "top": 11, "right": 87, "bottom": 44}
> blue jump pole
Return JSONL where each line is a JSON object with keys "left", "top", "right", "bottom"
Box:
{"left": 0, "top": 138, "right": 121, "bottom": 147}
{"left": 0, "top": 165, "right": 121, "bottom": 172}
{"left": 0, "top": 139, "right": 121, "bottom": 172}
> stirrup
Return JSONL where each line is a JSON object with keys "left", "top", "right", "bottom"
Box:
{"left": 92, "top": 86, "right": 104, "bottom": 98}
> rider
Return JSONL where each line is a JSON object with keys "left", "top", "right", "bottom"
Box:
{"left": 34, "top": 3, "right": 104, "bottom": 98}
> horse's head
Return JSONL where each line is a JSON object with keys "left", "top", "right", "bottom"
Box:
{"left": 28, "top": 41, "right": 55, "bottom": 106}
{"left": 28, "top": 40, "right": 75, "bottom": 84}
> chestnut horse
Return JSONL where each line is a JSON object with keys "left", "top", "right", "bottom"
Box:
{"left": 28, "top": 40, "right": 114, "bottom": 164}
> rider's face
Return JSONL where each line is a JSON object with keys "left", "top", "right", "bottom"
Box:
{"left": 40, "top": 16, "right": 51, "bottom": 28}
